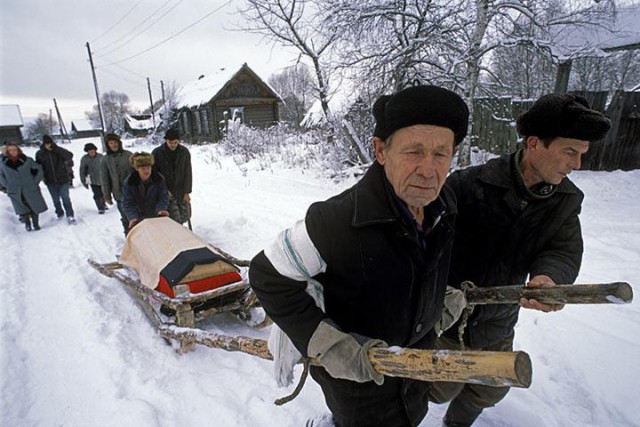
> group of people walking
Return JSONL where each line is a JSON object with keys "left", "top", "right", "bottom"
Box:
{"left": 0, "top": 128, "right": 192, "bottom": 234}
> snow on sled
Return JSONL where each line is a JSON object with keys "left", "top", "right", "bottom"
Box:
{"left": 88, "top": 217, "right": 262, "bottom": 353}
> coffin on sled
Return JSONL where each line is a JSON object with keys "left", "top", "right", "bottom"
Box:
{"left": 87, "top": 218, "right": 543, "bottom": 391}
{"left": 88, "top": 217, "right": 260, "bottom": 353}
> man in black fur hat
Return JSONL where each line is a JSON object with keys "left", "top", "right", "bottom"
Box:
{"left": 250, "top": 85, "right": 470, "bottom": 427}
{"left": 429, "top": 93, "right": 612, "bottom": 426}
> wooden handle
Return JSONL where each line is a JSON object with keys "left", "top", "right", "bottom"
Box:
{"left": 466, "top": 282, "right": 633, "bottom": 305}
{"left": 158, "top": 326, "right": 532, "bottom": 388}
{"left": 368, "top": 347, "right": 531, "bottom": 388}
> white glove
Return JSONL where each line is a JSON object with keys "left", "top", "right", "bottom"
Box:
{"left": 434, "top": 286, "right": 467, "bottom": 336}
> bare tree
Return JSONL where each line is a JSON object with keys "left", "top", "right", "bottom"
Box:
{"left": 24, "top": 113, "right": 58, "bottom": 141}
{"left": 86, "top": 90, "right": 131, "bottom": 134}
{"left": 268, "top": 64, "right": 315, "bottom": 127}
{"left": 239, "top": 0, "right": 338, "bottom": 120}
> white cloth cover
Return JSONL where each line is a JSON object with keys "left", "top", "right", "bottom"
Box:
{"left": 264, "top": 219, "right": 326, "bottom": 387}
{"left": 119, "top": 217, "right": 222, "bottom": 290}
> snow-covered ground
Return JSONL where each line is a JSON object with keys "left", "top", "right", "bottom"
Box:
{"left": 1, "top": 137, "right": 638, "bottom": 427}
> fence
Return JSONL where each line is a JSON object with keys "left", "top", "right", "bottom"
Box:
{"left": 471, "top": 91, "right": 640, "bottom": 171}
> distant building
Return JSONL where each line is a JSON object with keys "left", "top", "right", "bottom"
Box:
{"left": 124, "top": 114, "right": 154, "bottom": 137}
{"left": 71, "top": 119, "right": 101, "bottom": 139}
{"left": 175, "top": 63, "right": 282, "bottom": 143}
{"left": 0, "top": 105, "right": 24, "bottom": 144}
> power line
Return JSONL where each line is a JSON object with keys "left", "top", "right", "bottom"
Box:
{"left": 94, "top": 0, "right": 178, "bottom": 54}
{"left": 91, "top": 0, "right": 142, "bottom": 43}
{"left": 100, "top": 0, "right": 234, "bottom": 67}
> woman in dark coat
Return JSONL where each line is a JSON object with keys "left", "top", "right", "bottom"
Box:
{"left": 0, "top": 142, "right": 48, "bottom": 231}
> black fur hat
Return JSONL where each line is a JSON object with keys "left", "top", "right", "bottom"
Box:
{"left": 164, "top": 128, "right": 180, "bottom": 140}
{"left": 42, "top": 135, "right": 54, "bottom": 145}
{"left": 517, "top": 94, "right": 611, "bottom": 142}
{"left": 373, "top": 85, "right": 469, "bottom": 145}
{"left": 84, "top": 143, "right": 98, "bottom": 152}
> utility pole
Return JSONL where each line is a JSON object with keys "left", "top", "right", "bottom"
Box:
{"left": 53, "top": 98, "right": 72, "bottom": 143}
{"left": 49, "top": 109, "right": 53, "bottom": 136}
{"left": 160, "top": 80, "right": 167, "bottom": 122}
{"left": 147, "top": 77, "right": 156, "bottom": 129}
{"left": 86, "top": 42, "right": 107, "bottom": 150}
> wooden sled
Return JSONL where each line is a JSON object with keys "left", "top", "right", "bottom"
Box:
{"left": 87, "top": 217, "right": 265, "bottom": 353}
{"left": 88, "top": 258, "right": 263, "bottom": 353}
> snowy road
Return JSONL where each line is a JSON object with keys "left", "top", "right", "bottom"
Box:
{"left": 1, "top": 138, "right": 638, "bottom": 427}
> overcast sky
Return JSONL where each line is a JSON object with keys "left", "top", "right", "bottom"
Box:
{"left": 0, "top": 0, "right": 300, "bottom": 122}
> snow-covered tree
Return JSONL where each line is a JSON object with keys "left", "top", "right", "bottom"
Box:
{"left": 24, "top": 113, "right": 58, "bottom": 141}
{"left": 268, "top": 64, "right": 316, "bottom": 128}
{"left": 239, "top": 0, "right": 337, "bottom": 121}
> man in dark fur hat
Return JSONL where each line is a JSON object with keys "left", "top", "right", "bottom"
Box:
{"left": 250, "top": 85, "right": 470, "bottom": 427}
{"left": 122, "top": 152, "right": 169, "bottom": 230}
{"left": 429, "top": 93, "right": 612, "bottom": 426}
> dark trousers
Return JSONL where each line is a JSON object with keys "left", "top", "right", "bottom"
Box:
{"left": 115, "top": 199, "right": 129, "bottom": 235}
{"left": 429, "top": 332, "right": 514, "bottom": 426}
{"left": 90, "top": 184, "right": 106, "bottom": 211}
{"left": 46, "top": 183, "right": 74, "bottom": 217}
{"left": 168, "top": 196, "right": 190, "bottom": 224}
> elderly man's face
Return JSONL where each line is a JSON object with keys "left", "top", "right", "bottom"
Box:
{"left": 375, "top": 124, "right": 455, "bottom": 212}
{"left": 107, "top": 139, "right": 119, "bottom": 152}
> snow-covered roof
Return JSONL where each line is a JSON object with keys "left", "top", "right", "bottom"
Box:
{"left": 125, "top": 114, "right": 153, "bottom": 130}
{"left": 0, "top": 104, "right": 24, "bottom": 127}
{"left": 71, "top": 119, "right": 99, "bottom": 132}
{"left": 551, "top": 5, "right": 640, "bottom": 60}
{"left": 176, "top": 63, "right": 281, "bottom": 109}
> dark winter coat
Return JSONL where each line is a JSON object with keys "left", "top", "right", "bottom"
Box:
{"left": 0, "top": 154, "right": 48, "bottom": 215}
{"left": 79, "top": 153, "right": 103, "bottom": 186}
{"left": 443, "top": 152, "right": 583, "bottom": 348}
{"left": 122, "top": 170, "right": 169, "bottom": 221}
{"left": 35, "top": 143, "right": 73, "bottom": 185}
{"left": 100, "top": 141, "right": 133, "bottom": 201}
{"left": 151, "top": 143, "right": 192, "bottom": 198}
{"left": 250, "top": 161, "right": 457, "bottom": 426}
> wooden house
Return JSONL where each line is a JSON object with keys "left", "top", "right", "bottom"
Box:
{"left": 0, "top": 105, "right": 25, "bottom": 144}
{"left": 175, "top": 63, "right": 282, "bottom": 143}
{"left": 124, "top": 114, "right": 154, "bottom": 137}
{"left": 71, "top": 119, "right": 101, "bottom": 139}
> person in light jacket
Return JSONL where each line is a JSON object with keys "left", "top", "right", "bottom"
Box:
{"left": 79, "top": 142, "right": 107, "bottom": 214}
{"left": 0, "top": 142, "right": 48, "bottom": 231}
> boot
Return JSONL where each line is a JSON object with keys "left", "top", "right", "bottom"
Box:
{"left": 31, "top": 213, "right": 40, "bottom": 230}
{"left": 22, "top": 214, "right": 32, "bottom": 231}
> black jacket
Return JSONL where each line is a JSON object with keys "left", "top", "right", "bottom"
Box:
{"left": 250, "top": 162, "right": 457, "bottom": 426}
{"left": 35, "top": 143, "right": 73, "bottom": 185}
{"left": 151, "top": 143, "right": 192, "bottom": 198}
{"left": 122, "top": 171, "right": 169, "bottom": 221}
{"left": 444, "top": 153, "right": 583, "bottom": 348}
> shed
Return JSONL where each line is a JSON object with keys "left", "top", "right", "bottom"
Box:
{"left": 0, "top": 105, "right": 24, "bottom": 144}
{"left": 124, "top": 114, "right": 154, "bottom": 137}
{"left": 175, "top": 63, "right": 282, "bottom": 143}
{"left": 71, "top": 119, "right": 101, "bottom": 139}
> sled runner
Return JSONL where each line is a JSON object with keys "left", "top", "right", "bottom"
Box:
{"left": 88, "top": 217, "right": 261, "bottom": 353}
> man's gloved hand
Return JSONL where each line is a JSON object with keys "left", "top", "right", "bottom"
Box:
{"left": 434, "top": 286, "right": 467, "bottom": 336}
{"left": 307, "top": 320, "right": 386, "bottom": 385}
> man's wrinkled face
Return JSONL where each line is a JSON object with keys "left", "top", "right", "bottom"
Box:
{"left": 136, "top": 165, "right": 152, "bottom": 181}
{"left": 165, "top": 139, "right": 180, "bottom": 151}
{"left": 107, "top": 139, "right": 119, "bottom": 152}
{"left": 374, "top": 124, "right": 456, "bottom": 211}
{"left": 44, "top": 142, "right": 53, "bottom": 151}
{"left": 87, "top": 149, "right": 97, "bottom": 157}
{"left": 528, "top": 137, "right": 589, "bottom": 185}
